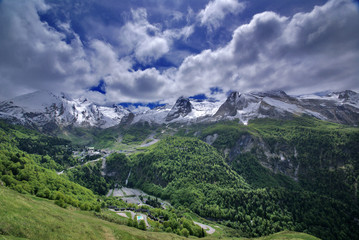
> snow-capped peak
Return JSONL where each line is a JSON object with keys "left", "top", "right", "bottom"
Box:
{"left": 0, "top": 91, "right": 132, "bottom": 129}
{"left": 7, "top": 90, "right": 62, "bottom": 113}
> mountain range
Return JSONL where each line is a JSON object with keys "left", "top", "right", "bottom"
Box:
{"left": 0, "top": 89, "right": 358, "bottom": 130}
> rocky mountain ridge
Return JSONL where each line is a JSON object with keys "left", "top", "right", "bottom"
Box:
{"left": 0, "top": 91, "right": 131, "bottom": 130}
{"left": 0, "top": 89, "right": 358, "bottom": 130}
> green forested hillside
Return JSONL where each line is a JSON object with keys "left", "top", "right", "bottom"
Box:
{"left": 0, "top": 123, "right": 100, "bottom": 210}
{"left": 66, "top": 161, "right": 110, "bottom": 195}
{"left": 0, "top": 121, "right": 78, "bottom": 171}
{"left": 0, "top": 123, "right": 211, "bottom": 239}
{"left": 114, "top": 134, "right": 358, "bottom": 240}
{"left": 251, "top": 118, "right": 359, "bottom": 205}
{"left": 130, "top": 136, "right": 248, "bottom": 189}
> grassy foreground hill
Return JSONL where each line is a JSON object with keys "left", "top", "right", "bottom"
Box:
{"left": 0, "top": 186, "right": 319, "bottom": 240}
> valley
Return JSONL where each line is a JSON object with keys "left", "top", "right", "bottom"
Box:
{"left": 1, "top": 91, "right": 359, "bottom": 240}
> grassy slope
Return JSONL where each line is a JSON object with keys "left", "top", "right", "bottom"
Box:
{"left": 0, "top": 186, "right": 319, "bottom": 240}
{"left": 0, "top": 186, "right": 184, "bottom": 240}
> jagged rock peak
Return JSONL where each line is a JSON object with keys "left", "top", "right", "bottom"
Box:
{"left": 225, "top": 91, "right": 240, "bottom": 105}
{"left": 214, "top": 91, "right": 254, "bottom": 118}
{"left": 228, "top": 91, "right": 239, "bottom": 100}
{"left": 333, "top": 90, "right": 358, "bottom": 100}
{"left": 173, "top": 97, "right": 193, "bottom": 112}
{"left": 1, "top": 89, "right": 359, "bottom": 128}
{"left": 165, "top": 96, "right": 193, "bottom": 122}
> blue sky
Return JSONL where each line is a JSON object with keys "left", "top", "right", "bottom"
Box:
{"left": 0, "top": 0, "right": 358, "bottom": 105}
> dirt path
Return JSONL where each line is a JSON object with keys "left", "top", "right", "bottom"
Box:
{"left": 193, "top": 221, "right": 216, "bottom": 234}
{"left": 140, "top": 139, "right": 159, "bottom": 147}
{"left": 102, "top": 226, "right": 116, "bottom": 240}
{"left": 140, "top": 132, "right": 159, "bottom": 147}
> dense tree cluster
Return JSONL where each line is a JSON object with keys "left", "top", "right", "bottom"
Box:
{"left": 0, "top": 123, "right": 100, "bottom": 211}
{"left": 129, "top": 137, "right": 248, "bottom": 189}
{"left": 66, "top": 162, "right": 109, "bottom": 195}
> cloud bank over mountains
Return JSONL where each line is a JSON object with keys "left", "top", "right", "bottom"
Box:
{"left": 0, "top": 0, "right": 358, "bottom": 104}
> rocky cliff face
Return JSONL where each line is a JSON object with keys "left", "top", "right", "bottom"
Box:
{"left": 213, "top": 92, "right": 258, "bottom": 117}
{"left": 165, "top": 97, "right": 193, "bottom": 122}
{"left": 202, "top": 119, "right": 358, "bottom": 200}
{"left": 204, "top": 132, "right": 300, "bottom": 181}
{"left": 227, "top": 134, "right": 300, "bottom": 181}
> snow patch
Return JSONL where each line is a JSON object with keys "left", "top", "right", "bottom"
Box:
{"left": 263, "top": 97, "right": 302, "bottom": 113}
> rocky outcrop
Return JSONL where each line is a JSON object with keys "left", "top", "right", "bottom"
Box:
{"left": 213, "top": 92, "right": 258, "bottom": 118}
{"left": 165, "top": 97, "right": 193, "bottom": 122}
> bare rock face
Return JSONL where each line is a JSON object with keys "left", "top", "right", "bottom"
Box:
{"left": 165, "top": 97, "right": 193, "bottom": 122}
{"left": 214, "top": 92, "right": 258, "bottom": 118}
{"left": 120, "top": 112, "right": 135, "bottom": 125}
{"left": 213, "top": 92, "right": 240, "bottom": 117}
{"left": 299, "top": 90, "right": 359, "bottom": 126}
{"left": 335, "top": 90, "right": 358, "bottom": 102}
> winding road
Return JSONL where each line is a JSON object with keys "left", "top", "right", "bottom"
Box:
{"left": 193, "top": 221, "right": 216, "bottom": 234}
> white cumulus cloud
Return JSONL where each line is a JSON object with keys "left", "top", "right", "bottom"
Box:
{"left": 198, "top": 0, "right": 246, "bottom": 31}
{"left": 176, "top": 0, "right": 359, "bottom": 96}
{"left": 0, "top": 0, "right": 94, "bottom": 98}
